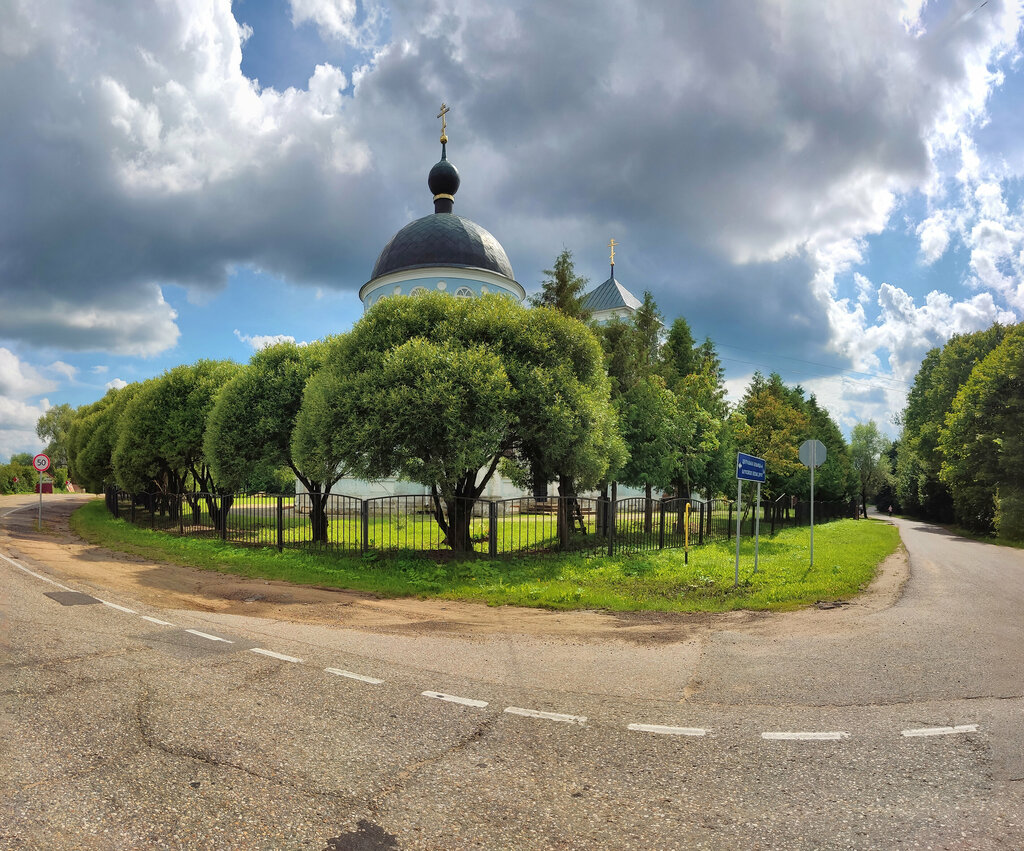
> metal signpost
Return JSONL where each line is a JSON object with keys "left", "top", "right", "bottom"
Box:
{"left": 735, "top": 452, "right": 766, "bottom": 587}
{"left": 32, "top": 453, "right": 51, "bottom": 532}
{"left": 798, "top": 439, "right": 827, "bottom": 566}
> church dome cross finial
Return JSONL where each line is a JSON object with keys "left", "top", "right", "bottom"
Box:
{"left": 609, "top": 237, "right": 617, "bottom": 274}
{"left": 437, "top": 102, "right": 450, "bottom": 147}
{"left": 429, "top": 102, "right": 459, "bottom": 213}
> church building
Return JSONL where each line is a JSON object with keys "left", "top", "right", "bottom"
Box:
{"left": 358, "top": 104, "right": 525, "bottom": 311}
{"left": 303, "top": 106, "right": 644, "bottom": 503}
{"left": 581, "top": 240, "right": 642, "bottom": 324}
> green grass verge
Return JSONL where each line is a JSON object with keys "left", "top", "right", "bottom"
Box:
{"left": 70, "top": 500, "right": 900, "bottom": 612}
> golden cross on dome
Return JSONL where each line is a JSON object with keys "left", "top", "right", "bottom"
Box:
{"left": 437, "top": 102, "right": 450, "bottom": 144}
{"left": 609, "top": 238, "right": 617, "bottom": 266}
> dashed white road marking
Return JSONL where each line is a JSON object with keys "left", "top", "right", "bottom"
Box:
{"left": 185, "top": 628, "right": 232, "bottom": 643}
{"left": 1, "top": 505, "right": 33, "bottom": 517}
{"left": 100, "top": 600, "right": 138, "bottom": 615}
{"left": 0, "top": 552, "right": 72, "bottom": 590}
{"left": 140, "top": 615, "right": 175, "bottom": 627}
{"left": 422, "top": 691, "right": 488, "bottom": 708}
{"left": 504, "top": 706, "right": 587, "bottom": 725}
{"left": 628, "top": 723, "right": 708, "bottom": 737}
{"left": 250, "top": 647, "right": 302, "bottom": 663}
{"left": 326, "top": 668, "right": 384, "bottom": 685}
{"left": 762, "top": 731, "right": 850, "bottom": 741}
{"left": 902, "top": 724, "right": 978, "bottom": 738}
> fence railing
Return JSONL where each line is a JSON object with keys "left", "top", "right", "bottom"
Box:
{"left": 104, "top": 489, "right": 858, "bottom": 559}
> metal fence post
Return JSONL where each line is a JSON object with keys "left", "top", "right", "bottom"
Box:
{"left": 658, "top": 500, "right": 666, "bottom": 550}
{"left": 488, "top": 501, "right": 498, "bottom": 558}
{"left": 360, "top": 499, "right": 369, "bottom": 552}
{"left": 220, "top": 497, "right": 227, "bottom": 541}
{"left": 178, "top": 493, "right": 184, "bottom": 536}
{"left": 698, "top": 501, "right": 705, "bottom": 545}
{"left": 558, "top": 497, "right": 569, "bottom": 550}
{"left": 727, "top": 500, "right": 733, "bottom": 539}
{"left": 130, "top": 496, "right": 136, "bottom": 525}
{"left": 276, "top": 495, "right": 284, "bottom": 552}
{"left": 608, "top": 483, "right": 617, "bottom": 557}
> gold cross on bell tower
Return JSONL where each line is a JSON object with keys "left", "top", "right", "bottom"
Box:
{"left": 609, "top": 238, "right": 617, "bottom": 266}
{"left": 437, "top": 102, "right": 450, "bottom": 144}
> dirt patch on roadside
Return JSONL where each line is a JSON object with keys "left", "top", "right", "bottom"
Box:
{"left": 0, "top": 495, "right": 909, "bottom": 646}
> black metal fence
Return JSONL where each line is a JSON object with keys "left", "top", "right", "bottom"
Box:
{"left": 104, "top": 488, "right": 858, "bottom": 559}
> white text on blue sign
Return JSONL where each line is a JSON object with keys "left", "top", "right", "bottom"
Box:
{"left": 736, "top": 452, "right": 767, "bottom": 482}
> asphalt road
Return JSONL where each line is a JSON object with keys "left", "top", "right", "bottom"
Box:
{"left": 1, "top": 496, "right": 1022, "bottom": 849}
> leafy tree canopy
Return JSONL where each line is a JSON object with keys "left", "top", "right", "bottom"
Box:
{"left": 528, "top": 248, "right": 591, "bottom": 322}
{"left": 36, "top": 403, "right": 73, "bottom": 468}
{"left": 68, "top": 386, "right": 136, "bottom": 492}
{"left": 205, "top": 340, "right": 327, "bottom": 493}
{"left": 850, "top": 420, "right": 891, "bottom": 515}
{"left": 897, "top": 324, "right": 1007, "bottom": 521}
{"left": 616, "top": 375, "right": 680, "bottom": 493}
{"left": 113, "top": 361, "right": 238, "bottom": 493}
{"left": 939, "top": 324, "right": 1024, "bottom": 538}
{"left": 293, "top": 293, "right": 622, "bottom": 549}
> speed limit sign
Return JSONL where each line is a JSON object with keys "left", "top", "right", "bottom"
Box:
{"left": 32, "top": 453, "right": 51, "bottom": 473}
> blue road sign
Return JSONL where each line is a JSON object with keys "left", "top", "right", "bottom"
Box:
{"left": 736, "top": 452, "right": 766, "bottom": 483}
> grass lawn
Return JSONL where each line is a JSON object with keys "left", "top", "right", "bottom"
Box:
{"left": 71, "top": 500, "right": 900, "bottom": 612}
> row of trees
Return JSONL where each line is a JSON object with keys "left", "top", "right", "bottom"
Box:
{"left": 51, "top": 249, "right": 871, "bottom": 550}
{"left": 892, "top": 322, "right": 1023, "bottom": 540}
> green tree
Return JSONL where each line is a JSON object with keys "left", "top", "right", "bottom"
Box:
{"left": 10, "top": 452, "right": 33, "bottom": 466}
{"left": 897, "top": 325, "right": 1007, "bottom": 521}
{"left": 616, "top": 375, "right": 681, "bottom": 532}
{"left": 113, "top": 361, "right": 239, "bottom": 522}
{"left": 632, "top": 291, "right": 663, "bottom": 375}
{"left": 204, "top": 341, "right": 336, "bottom": 541}
{"left": 69, "top": 385, "right": 138, "bottom": 493}
{"left": 803, "top": 395, "right": 853, "bottom": 502}
{"left": 36, "top": 403, "right": 73, "bottom": 468}
{"left": 735, "top": 372, "right": 809, "bottom": 500}
{"left": 850, "top": 421, "right": 891, "bottom": 518}
{"left": 529, "top": 248, "right": 591, "bottom": 321}
{"left": 596, "top": 316, "right": 638, "bottom": 396}
{"left": 293, "top": 293, "right": 621, "bottom": 551}
{"left": 939, "top": 324, "right": 1024, "bottom": 539}
{"left": 660, "top": 317, "right": 698, "bottom": 386}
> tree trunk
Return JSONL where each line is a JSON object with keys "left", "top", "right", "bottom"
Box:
{"left": 431, "top": 483, "right": 475, "bottom": 553}
{"left": 557, "top": 474, "right": 579, "bottom": 546}
{"left": 308, "top": 488, "right": 330, "bottom": 544}
{"left": 644, "top": 482, "right": 653, "bottom": 534}
{"left": 446, "top": 495, "right": 474, "bottom": 552}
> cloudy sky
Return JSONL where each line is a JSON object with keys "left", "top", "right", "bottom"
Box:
{"left": 2, "top": 0, "right": 1023, "bottom": 461}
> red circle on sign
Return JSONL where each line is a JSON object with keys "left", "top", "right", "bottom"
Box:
{"left": 32, "top": 453, "right": 51, "bottom": 473}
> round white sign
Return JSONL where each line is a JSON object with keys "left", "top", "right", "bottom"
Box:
{"left": 32, "top": 453, "right": 51, "bottom": 473}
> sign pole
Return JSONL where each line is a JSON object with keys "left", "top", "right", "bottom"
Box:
{"left": 734, "top": 477, "right": 742, "bottom": 588}
{"left": 753, "top": 480, "right": 761, "bottom": 573}
{"left": 684, "top": 501, "right": 690, "bottom": 565}
{"left": 31, "top": 453, "right": 51, "bottom": 532}
{"left": 734, "top": 452, "right": 767, "bottom": 588}
{"left": 810, "top": 442, "right": 815, "bottom": 567}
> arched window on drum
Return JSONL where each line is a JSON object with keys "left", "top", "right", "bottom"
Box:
{"left": 454, "top": 286, "right": 474, "bottom": 299}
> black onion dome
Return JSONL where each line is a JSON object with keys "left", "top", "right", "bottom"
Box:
{"left": 370, "top": 213, "right": 515, "bottom": 281}
{"left": 428, "top": 156, "right": 460, "bottom": 198}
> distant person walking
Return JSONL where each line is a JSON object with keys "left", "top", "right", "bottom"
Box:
{"left": 887, "top": 505, "right": 893, "bottom": 518}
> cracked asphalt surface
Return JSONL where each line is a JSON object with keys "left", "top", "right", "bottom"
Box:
{"left": 1, "top": 495, "right": 1022, "bottom": 849}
